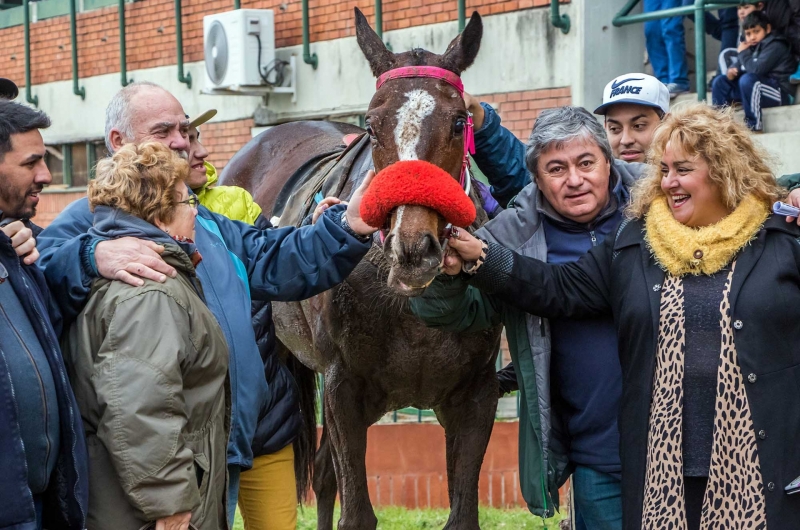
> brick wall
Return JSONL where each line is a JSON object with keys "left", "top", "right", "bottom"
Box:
{"left": 478, "top": 86, "right": 572, "bottom": 140}
{"left": 200, "top": 117, "right": 255, "bottom": 170}
{"left": 0, "top": 0, "right": 564, "bottom": 89}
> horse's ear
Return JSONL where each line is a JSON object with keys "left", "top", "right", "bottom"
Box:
{"left": 440, "top": 11, "right": 482, "bottom": 75}
{"left": 355, "top": 7, "right": 395, "bottom": 77}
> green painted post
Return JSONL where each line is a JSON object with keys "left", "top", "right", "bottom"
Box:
{"left": 119, "top": 0, "right": 131, "bottom": 86}
{"left": 302, "top": 0, "right": 318, "bottom": 69}
{"left": 550, "top": 0, "right": 570, "bottom": 34}
{"left": 69, "top": 0, "right": 85, "bottom": 99}
{"left": 234, "top": 0, "right": 240, "bottom": 8}
{"left": 375, "top": 0, "right": 382, "bottom": 40}
{"left": 62, "top": 144, "right": 73, "bottom": 187}
{"left": 458, "top": 0, "right": 465, "bottom": 32}
{"left": 175, "top": 0, "right": 192, "bottom": 88}
{"left": 23, "top": 0, "right": 37, "bottom": 107}
{"left": 87, "top": 141, "right": 97, "bottom": 181}
{"left": 694, "top": 0, "right": 707, "bottom": 101}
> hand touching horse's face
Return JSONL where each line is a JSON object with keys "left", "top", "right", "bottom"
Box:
{"left": 355, "top": 8, "right": 482, "bottom": 296}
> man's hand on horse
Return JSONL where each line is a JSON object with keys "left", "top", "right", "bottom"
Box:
{"left": 345, "top": 169, "right": 380, "bottom": 236}
{"left": 94, "top": 236, "right": 177, "bottom": 287}
{"left": 312, "top": 197, "right": 344, "bottom": 224}
{"left": 462, "top": 92, "right": 485, "bottom": 130}
{"left": 446, "top": 227, "right": 483, "bottom": 262}
{"left": 441, "top": 246, "right": 463, "bottom": 276}
{"left": 1, "top": 220, "right": 38, "bottom": 265}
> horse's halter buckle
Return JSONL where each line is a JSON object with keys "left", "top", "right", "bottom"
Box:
{"left": 375, "top": 66, "right": 476, "bottom": 245}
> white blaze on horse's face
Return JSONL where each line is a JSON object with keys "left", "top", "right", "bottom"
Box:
{"left": 390, "top": 205, "right": 406, "bottom": 257}
{"left": 394, "top": 89, "right": 436, "bottom": 161}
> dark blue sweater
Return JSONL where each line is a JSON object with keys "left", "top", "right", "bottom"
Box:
{"left": 543, "top": 209, "right": 623, "bottom": 476}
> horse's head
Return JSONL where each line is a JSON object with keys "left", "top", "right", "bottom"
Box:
{"left": 355, "top": 8, "right": 483, "bottom": 297}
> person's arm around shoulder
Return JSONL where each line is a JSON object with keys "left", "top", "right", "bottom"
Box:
{"left": 93, "top": 289, "right": 200, "bottom": 523}
{"left": 409, "top": 273, "right": 502, "bottom": 333}
{"left": 214, "top": 172, "right": 376, "bottom": 301}
{"left": 37, "top": 199, "right": 176, "bottom": 322}
{"left": 464, "top": 93, "right": 531, "bottom": 207}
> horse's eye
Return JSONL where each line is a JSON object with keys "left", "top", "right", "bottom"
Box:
{"left": 366, "top": 124, "right": 376, "bottom": 139}
{"left": 454, "top": 118, "right": 466, "bottom": 135}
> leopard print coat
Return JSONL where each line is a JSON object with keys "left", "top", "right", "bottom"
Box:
{"left": 641, "top": 264, "right": 767, "bottom": 529}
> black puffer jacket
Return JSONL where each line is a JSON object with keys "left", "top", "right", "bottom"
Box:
{"left": 250, "top": 215, "right": 301, "bottom": 458}
{"left": 739, "top": 32, "right": 799, "bottom": 94}
{"left": 764, "top": 0, "right": 800, "bottom": 56}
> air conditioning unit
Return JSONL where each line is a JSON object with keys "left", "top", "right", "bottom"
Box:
{"left": 203, "top": 9, "right": 275, "bottom": 90}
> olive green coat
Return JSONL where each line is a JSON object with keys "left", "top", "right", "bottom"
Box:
{"left": 63, "top": 245, "right": 230, "bottom": 530}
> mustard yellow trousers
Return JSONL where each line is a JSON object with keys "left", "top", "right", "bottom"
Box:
{"left": 238, "top": 444, "right": 298, "bottom": 530}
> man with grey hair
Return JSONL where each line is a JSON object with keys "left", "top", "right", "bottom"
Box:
{"left": 36, "top": 81, "right": 376, "bottom": 529}
{"left": 412, "top": 106, "right": 645, "bottom": 529}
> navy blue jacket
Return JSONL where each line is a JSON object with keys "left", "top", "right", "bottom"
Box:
{"left": 37, "top": 199, "right": 371, "bottom": 470}
{"left": 473, "top": 103, "right": 531, "bottom": 207}
{"left": 0, "top": 224, "right": 88, "bottom": 530}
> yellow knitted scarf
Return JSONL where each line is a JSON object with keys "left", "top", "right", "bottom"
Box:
{"left": 644, "top": 194, "right": 769, "bottom": 276}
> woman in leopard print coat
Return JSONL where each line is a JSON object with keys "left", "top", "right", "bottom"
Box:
{"left": 441, "top": 103, "right": 800, "bottom": 529}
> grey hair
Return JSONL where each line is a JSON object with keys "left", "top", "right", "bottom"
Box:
{"left": 525, "top": 106, "right": 613, "bottom": 178}
{"left": 104, "top": 81, "right": 163, "bottom": 153}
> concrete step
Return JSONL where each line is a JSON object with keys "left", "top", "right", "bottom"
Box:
{"left": 670, "top": 92, "right": 800, "bottom": 134}
{"left": 753, "top": 131, "right": 800, "bottom": 178}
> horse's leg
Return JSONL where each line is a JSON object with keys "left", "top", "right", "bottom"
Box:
{"left": 324, "top": 367, "right": 377, "bottom": 530}
{"left": 314, "top": 426, "right": 338, "bottom": 530}
{"left": 435, "top": 368, "right": 499, "bottom": 530}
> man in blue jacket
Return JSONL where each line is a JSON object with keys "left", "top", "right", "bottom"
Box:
{"left": 0, "top": 100, "right": 88, "bottom": 529}
{"left": 36, "top": 81, "right": 376, "bottom": 525}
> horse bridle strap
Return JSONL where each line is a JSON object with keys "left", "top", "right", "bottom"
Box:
{"left": 375, "top": 66, "right": 476, "bottom": 190}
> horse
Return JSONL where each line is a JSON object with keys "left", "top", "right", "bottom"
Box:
{"left": 220, "top": 9, "right": 502, "bottom": 529}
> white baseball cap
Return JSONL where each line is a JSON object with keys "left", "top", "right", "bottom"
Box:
{"left": 594, "top": 73, "right": 670, "bottom": 116}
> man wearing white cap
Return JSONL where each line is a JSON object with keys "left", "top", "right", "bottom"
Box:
{"left": 595, "top": 73, "right": 670, "bottom": 164}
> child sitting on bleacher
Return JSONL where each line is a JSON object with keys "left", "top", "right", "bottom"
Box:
{"left": 712, "top": 10, "right": 798, "bottom": 132}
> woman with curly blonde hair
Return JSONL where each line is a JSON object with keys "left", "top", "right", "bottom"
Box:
{"left": 63, "top": 142, "right": 230, "bottom": 530}
{"left": 440, "top": 103, "right": 800, "bottom": 528}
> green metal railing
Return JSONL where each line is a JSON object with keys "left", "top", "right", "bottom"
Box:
{"left": 613, "top": 0, "right": 759, "bottom": 101}
{"left": 69, "top": 0, "right": 85, "bottom": 99}
{"left": 118, "top": 0, "right": 131, "bottom": 86}
{"left": 175, "top": 0, "right": 192, "bottom": 87}
{"left": 23, "top": 0, "right": 36, "bottom": 106}
{"left": 302, "top": 0, "right": 317, "bottom": 69}
{"left": 458, "top": 0, "right": 465, "bottom": 32}
{"left": 550, "top": 0, "right": 570, "bottom": 34}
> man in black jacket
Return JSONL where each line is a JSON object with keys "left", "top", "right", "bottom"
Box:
{"left": 712, "top": 10, "right": 798, "bottom": 131}
{"left": 0, "top": 100, "right": 88, "bottom": 529}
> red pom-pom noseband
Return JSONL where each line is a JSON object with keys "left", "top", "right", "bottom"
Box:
{"left": 360, "top": 160, "right": 476, "bottom": 230}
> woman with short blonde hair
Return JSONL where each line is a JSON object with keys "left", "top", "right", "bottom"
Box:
{"left": 64, "top": 142, "right": 230, "bottom": 530}
{"left": 441, "top": 103, "right": 800, "bottom": 528}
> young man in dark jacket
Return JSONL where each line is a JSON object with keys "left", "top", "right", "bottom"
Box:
{"left": 0, "top": 100, "right": 88, "bottom": 529}
{"left": 712, "top": 10, "right": 798, "bottom": 131}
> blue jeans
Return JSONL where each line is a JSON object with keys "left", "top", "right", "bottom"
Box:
{"left": 572, "top": 466, "right": 622, "bottom": 530}
{"left": 644, "top": 0, "right": 690, "bottom": 88}
{"left": 227, "top": 464, "right": 241, "bottom": 528}
{"left": 711, "top": 73, "right": 789, "bottom": 130}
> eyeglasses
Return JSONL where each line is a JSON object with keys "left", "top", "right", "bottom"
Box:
{"left": 179, "top": 196, "right": 200, "bottom": 208}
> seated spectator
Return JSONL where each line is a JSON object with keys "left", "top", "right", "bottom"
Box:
{"left": 717, "top": 2, "right": 764, "bottom": 75}
{"left": 63, "top": 142, "right": 230, "bottom": 529}
{"left": 712, "top": 10, "right": 798, "bottom": 131}
{"left": 0, "top": 100, "right": 88, "bottom": 530}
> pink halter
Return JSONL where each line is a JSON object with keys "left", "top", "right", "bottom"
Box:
{"left": 375, "top": 66, "right": 475, "bottom": 190}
